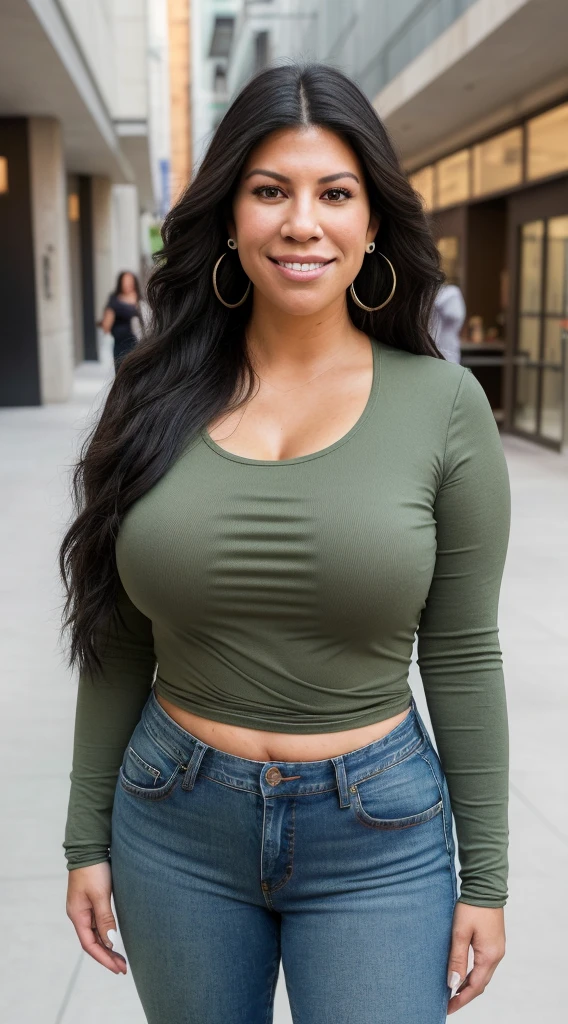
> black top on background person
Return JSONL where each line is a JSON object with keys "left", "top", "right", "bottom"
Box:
{"left": 101, "top": 271, "right": 142, "bottom": 371}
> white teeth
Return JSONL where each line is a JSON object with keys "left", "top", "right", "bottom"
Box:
{"left": 276, "top": 261, "right": 327, "bottom": 271}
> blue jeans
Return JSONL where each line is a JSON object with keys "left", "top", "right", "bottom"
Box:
{"left": 110, "top": 688, "right": 458, "bottom": 1023}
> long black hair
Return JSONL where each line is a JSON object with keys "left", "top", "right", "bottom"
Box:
{"left": 58, "top": 60, "right": 445, "bottom": 677}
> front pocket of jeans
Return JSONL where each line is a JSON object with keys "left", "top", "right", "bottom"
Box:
{"left": 119, "top": 722, "right": 182, "bottom": 800}
{"left": 352, "top": 748, "right": 443, "bottom": 830}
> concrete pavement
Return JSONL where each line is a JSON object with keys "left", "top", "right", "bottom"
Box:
{"left": 1, "top": 342, "right": 565, "bottom": 1022}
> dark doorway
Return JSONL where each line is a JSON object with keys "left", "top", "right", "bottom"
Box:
{"left": 0, "top": 118, "right": 40, "bottom": 406}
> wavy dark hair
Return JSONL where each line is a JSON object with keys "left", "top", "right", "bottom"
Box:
{"left": 58, "top": 59, "right": 445, "bottom": 678}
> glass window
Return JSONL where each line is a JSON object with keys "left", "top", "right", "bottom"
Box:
{"left": 517, "top": 317, "right": 541, "bottom": 362}
{"left": 436, "top": 149, "right": 470, "bottom": 208}
{"left": 545, "top": 216, "right": 568, "bottom": 317}
{"left": 409, "top": 166, "right": 434, "bottom": 211}
{"left": 519, "top": 221, "right": 544, "bottom": 314}
{"left": 543, "top": 319, "right": 565, "bottom": 366}
{"left": 527, "top": 102, "right": 568, "bottom": 180}
{"left": 437, "top": 236, "right": 460, "bottom": 284}
{"left": 472, "top": 128, "right": 523, "bottom": 196}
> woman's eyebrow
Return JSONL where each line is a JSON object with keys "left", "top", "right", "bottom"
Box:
{"left": 243, "top": 168, "right": 359, "bottom": 184}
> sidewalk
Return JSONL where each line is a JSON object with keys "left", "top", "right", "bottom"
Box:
{"left": 0, "top": 348, "right": 565, "bottom": 1023}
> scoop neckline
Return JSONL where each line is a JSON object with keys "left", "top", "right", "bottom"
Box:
{"left": 200, "top": 335, "right": 381, "bottom": 467}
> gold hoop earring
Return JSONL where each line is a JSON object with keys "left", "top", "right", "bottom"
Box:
{"left": 350, "top": 251, "right": 396, "bottom": 312}
{"left": 212, "top": 251, "right": 251, "bottom": 308}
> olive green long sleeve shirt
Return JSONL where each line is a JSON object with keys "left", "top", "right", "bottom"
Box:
{"left": 63, "top": 336, "right": 511, "bottom": 907}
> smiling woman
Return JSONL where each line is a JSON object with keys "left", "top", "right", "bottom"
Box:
{"left": 232, "top": 132, "right": 377, "bottom": 300}
{"left": 60, "top": 61, "right": 510, "bottom": 1024}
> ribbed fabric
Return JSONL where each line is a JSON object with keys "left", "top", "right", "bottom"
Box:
{"left": 63, "top": 336, "right": 511, "bottom": 907}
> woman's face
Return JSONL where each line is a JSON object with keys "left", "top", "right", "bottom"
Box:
{"left": 230, "top": 126, "right": 380, "bottom": 317}
{"left": 121, "top": 273, "right": 136, "bottom": 293}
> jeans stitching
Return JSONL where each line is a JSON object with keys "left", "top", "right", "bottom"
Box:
{"left": 350, "top": 736, "right": 426, "bottom": 786}
{"left": 267, "top": 798, "right": 296, "bottom": 896}
{"left": 418, "top": 750, "right": 458, "bottom": 903}
{"left": 127, "top": 746, "right": 161, "bottom": 779}
{"left": 353, "top": 793, "right": 443, "bottom": 830}
{"left": 118, "top": 763, "right": 181, "bottom": 800}
{"left": 142, "top": 717, "right": 188, "bottom": 767}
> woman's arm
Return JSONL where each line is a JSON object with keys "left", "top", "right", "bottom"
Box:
{"left": 63, "top": 579, "right": 156, "bottom": 870}
{"left": 417, "top": 368, "right": 510, "bottom": 1010}
{"left": 101, "top": 306, "right": 116, "bottom": 334}
{"left": 417, "top": 367, "right": 511, "bottom": 908}
{"left": 64, "top": 579, "right": 156, "bottom": 975}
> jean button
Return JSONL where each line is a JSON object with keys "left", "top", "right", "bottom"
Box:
{"left": 266, "top": 767, "right": 282, "bottom": 786}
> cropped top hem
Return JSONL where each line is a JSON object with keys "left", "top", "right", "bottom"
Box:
{"left": 153, "top": 677, "right": 413, "bottom": 734}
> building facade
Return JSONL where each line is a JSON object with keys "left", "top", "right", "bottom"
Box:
{"left": 191, "top": 0, "right": 241, "bottom": 170}
{"left": 0, "top": 0, "right": 172, "bottom": 406}
{"left": 205, "top": 0, "right": 568, "bottom": 452}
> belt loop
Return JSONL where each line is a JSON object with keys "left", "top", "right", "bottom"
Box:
{"left": 181, "top": 740, "right": 208, "bottom": 791}
{"left": 331, "top": 754, "right": 351, "bottom": 809}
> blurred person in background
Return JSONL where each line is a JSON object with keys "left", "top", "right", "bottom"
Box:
{"left": 100, "top": 270, "right": 145, "bottom": 372}
{"left": 430, "top": 279, "right": 466, "bottom": 363}
{"left": 60, "top": 61, "right": 510, "bottom": 1024}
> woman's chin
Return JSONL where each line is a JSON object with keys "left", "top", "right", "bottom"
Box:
{"left": 255, "top": 286, "right": 344, "bottom": 318}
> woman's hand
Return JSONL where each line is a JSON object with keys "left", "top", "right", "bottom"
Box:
{"left": 446, "top": 902, "right": 505, "bottom": 1013}
{"left": 66, "top": 861, "right": 127, "bottom": 975}
{"left": 101, "top": 308, "right": 115, "bottom": 335}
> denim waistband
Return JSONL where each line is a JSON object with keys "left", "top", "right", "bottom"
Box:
{"left": 142, "top": 688, "right": 431, "bottom": 805}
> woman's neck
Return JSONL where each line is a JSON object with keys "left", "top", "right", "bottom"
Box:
{"left": 245, "top": 296, "right": 362, "bottom": 371}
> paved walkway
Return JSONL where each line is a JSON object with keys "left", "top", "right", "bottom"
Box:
{"left": 1, "top": 347, "right": 565, "bottom": 1023}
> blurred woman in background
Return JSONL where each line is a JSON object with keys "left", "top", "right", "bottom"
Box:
{"left": 101, "top": 271, "right": 144, "bottom": 372}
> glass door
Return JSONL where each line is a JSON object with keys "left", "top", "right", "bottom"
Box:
{"left": 514, "top": 217, "right": 567, "bottom": 446}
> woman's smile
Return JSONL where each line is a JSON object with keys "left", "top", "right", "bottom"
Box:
{"left": 267, "top": 254, "right": 336, "bottom": 282}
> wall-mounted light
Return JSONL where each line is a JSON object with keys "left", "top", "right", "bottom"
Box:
{"left": 68, "top": 193, "right": 80, "bottom": 221}
{"left": 0, "top": 157, "right": 8, "bottom": 195}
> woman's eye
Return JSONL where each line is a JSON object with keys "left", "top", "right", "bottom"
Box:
{"left": 252, "top": 185, "right": 353, "bottom": 201}
{"left": 253, "top": 186, "right": 283, "bottom": 199}
{"left": 323, "top": 188, "right": 353, "bottom": 202}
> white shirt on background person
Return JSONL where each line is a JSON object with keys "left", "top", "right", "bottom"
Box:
{"left": 431, "top": 284, "right": 466, "bottom": 364}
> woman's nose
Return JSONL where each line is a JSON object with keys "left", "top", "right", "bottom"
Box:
{"left": 281, "top": 201, "right": 323, "bottom": 242}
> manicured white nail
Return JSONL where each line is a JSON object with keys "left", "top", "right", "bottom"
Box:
{"left": 106, "top": 929, "right": 117, "bottom": 948}
{"left": 448, "top": 971, "right": 461, "bottom": 995}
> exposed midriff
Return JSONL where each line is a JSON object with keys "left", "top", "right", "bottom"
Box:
{"left": 155, "top": 691, "right": 411, "bottom": 761}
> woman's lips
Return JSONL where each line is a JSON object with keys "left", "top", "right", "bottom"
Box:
{"left": 268, "top": 256, "right": 335, "bottom": 282}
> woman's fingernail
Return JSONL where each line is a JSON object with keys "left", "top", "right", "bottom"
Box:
{"left": 106, "top": 929, "right": 117, "bottom": 949}
{"left": 448, "top": 971, "right": 461, "bottom": 993}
